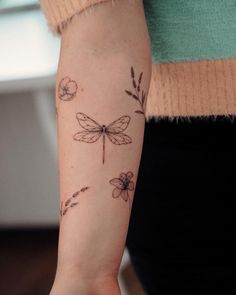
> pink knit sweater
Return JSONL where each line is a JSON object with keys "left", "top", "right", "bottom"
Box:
{"left": 40, "top": 0, "right": 236, "bottom": 119}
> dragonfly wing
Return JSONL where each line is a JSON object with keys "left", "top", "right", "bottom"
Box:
{"left": 106, "top": 115, "right": 131, "bottom": 133}
{"left": 106, "top": 132, "right": 132, "bottom": 145}
{"left": 76, "top": 112, "right": 102, "bottom": 131}
{"left": 73, "top": 130, "right": 102, "bottom": 143}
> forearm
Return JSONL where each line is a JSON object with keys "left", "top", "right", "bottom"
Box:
{"left": 51, "top": 0, "right": 152, "bottom": 293}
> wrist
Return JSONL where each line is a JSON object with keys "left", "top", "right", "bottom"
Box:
{"left": 50, "top": 268, "right": 120, "bottom": 295}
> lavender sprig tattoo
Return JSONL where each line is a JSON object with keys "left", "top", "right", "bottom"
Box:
{"left": 125, "top": 66, "right": 146, "bottom": 116}
{"left": 60, "top": 186, "right": 89, "bottom": 217}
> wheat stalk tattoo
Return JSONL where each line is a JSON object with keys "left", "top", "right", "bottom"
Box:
{"left": 60, "top": 186, "right": 89, "bottom": 217}
{"left": 73, "top": 113, "right": 132, "bottom": 164}
{"left": 125, "top": 66, "right": 146, "bottom": 116}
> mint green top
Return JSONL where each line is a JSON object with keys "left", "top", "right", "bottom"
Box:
{"left": 143, "top": 0, "right": 236, "bottom": 64}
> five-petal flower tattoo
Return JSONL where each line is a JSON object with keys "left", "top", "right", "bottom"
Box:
{"left": 109, "top": 171, "right": 135, "bottom": 205}
{"left": 58, "top": 76, "right": 78, "bottom": 101}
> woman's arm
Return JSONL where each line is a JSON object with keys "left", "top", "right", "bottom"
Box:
{"left": 50, "top": 1, "right": 152, "bottom": 294}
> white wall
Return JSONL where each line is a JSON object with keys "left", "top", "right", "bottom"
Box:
{"left": 0, "top": 90, "right": 60, "bottom": 227}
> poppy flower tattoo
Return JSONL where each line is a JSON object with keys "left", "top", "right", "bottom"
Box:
{"left": 124, "top": 66, "right": 146, "bottom": 116}
{"left": 58, "top": 76, "right": 78, "bottom": 101}
{"left": 109, "top": 171, "right": 135, "bottom": 203}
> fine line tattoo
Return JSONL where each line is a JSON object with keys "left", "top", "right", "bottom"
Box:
{"left": 73, "top": 113, "right": 132, "bottom": 164}
{"left": 58, "top": 76, "right": 78, "bottom": 101}
{"left": 60, "top": 186, "right": 89, "bottom": 217}
{"left": 124, "top": 66, "right": 146, "bottom": 115}
{"left": 109, "top": 171, "right": 134, "bottom": 211}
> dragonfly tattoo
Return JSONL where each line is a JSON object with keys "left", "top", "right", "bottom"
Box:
{"left": 73, "top": 113, "right": 132, "bottom": 164}
{"left": 58, "top": 76, "right": 78, "bottom": 101}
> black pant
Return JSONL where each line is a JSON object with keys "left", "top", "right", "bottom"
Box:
{"left": 126, "top": 116, "right": 236, "bottom": 295}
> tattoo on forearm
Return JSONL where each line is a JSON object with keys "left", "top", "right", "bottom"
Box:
{"left": 109, "top": 171, "right": 134, "bottom": 210}
{"left": 73, "top": 113, "right": 132, "bottom": 164}
{"left": 125, "top": 66, "right": 146, "bottom": 115}
{"left": 58, "top": 76, "right": 78, "bottom": 101}
{"left": 60, "top": 186, "right": 89, "bottom": 216}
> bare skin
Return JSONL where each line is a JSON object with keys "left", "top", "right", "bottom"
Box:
{"left": 50, "top": 1, "right": 152, "bottom": 294}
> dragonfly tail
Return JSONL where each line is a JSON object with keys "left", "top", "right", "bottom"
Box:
{"left": 102, "top": 133, "right": 105, "bottom": 164}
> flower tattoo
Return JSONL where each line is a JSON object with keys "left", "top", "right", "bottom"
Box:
{"left": 58, "top": 76, "right": 78, "bottom": 101}
{"left": 124, "top": 66, "right": 146, "bottom": 116}
{"left": 109, "top": 171, "right": 134, "bottom": 202}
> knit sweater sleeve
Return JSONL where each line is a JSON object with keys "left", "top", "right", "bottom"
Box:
{"left": 39, "top": 0, "right": 112, "bottom": 34}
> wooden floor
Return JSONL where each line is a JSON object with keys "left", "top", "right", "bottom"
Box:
{"left": 0, "top": 228, "right": 146, "bottom": 295}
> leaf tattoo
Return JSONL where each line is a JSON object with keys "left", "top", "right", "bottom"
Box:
{"left": 60, "top": 186, "right": 89, "bottom": 217}
{"left": 125, "top": 66, "right": 146, "bottom": 116}
{"left": 58, "top": 76, "right": 78, "bottom": 101}
{"left": 73, "top": 113, "right": 132, "bottom": 164}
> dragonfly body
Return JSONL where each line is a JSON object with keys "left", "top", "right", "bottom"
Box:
{"left": 73, "top": 112, "right": 132, "bottom": 164}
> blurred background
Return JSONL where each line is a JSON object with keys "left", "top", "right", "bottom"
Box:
{"left": 0, "top": 1, "right": 146, "bottom": 294}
